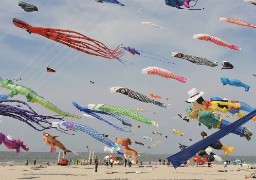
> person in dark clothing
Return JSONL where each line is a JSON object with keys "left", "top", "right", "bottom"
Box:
{"left": 25, "top": 160, "right": 28, "bottom": 165}
{"left": 124, "top": 158, "right": 127, "bottom": 167}
{"left": 94, "top": 156, "right": 99, "bottom": 172}
{"left": 34, "top": 159, "right": 36, "bottom": 165}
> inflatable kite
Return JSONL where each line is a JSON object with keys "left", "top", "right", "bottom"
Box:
{"left": 52, "top": 121, "right": 120, "bottom": 151}
{"left": 219, "top": 17, "right": 256, "bottom": 29}
{"left": 0, "top": 77, "right": 80, "bottom": 119}
{"left": 244, "top": 0, "right": 256, "bottom": 5}
{"left": 0, "top": 100, "right": 64, "bottom": 132}
{"left": 178, "top": 143, "right": 188, "bottom": 151}
{"left": 152, "top": 131, "right": 162, "bottom": 136}
{"left": 0, "top": 94, "right": 9, "bottom": 100}
{"left": 165, "top": 0, "right": 191, "bottom": 8}
{"left": 173, "top": 129, "right": 184, "bottom": 136}
{"left": 193, "top": 147, "right": 223, "bottom": 165}
{"left": 88, "top": 104, "right": 158, "bottom": 126}
{"left": 220, "top": 77, "right": 250, "bottom": 92}
{"left": 171, "top": 52, "right": 218, "bottom": 67}
{"left": 18, "top": 1, "right": 38, "bottom": 12}
{"left": 143, "top": 136, "right": 153, "bottom": 141}
{"left": 141, "top": 22, "right": 166, "bottom": 29}
{"left": 110, "top": 86, "right": 167, "bottom": 108}
{"left": 136, "top": 108, "right": 146, "bottom": 112}
{"left": 123, "top": 46, "right": 175, "bottom": 64}
{"left": 0, "top": 132, "right": 29, "bottom": 153}
{"left": 149, "top": 93, "right": 169, "bottom": 100}
{"left": 178, "top": 113, "right": 189, "bottom": 122}
{"left": 221, "top": 61, "right": 234, "bottom": 70}
{"left": 142, "top": 67, "right": 187, "bottom": 83}
{"left": 135, "top": 141, "right": 144, "bottom": 146}
{"left": 167, "top": 109, "right": 256, "bottom": 168}
{"left": 201, "top": 131, "right": 234, "bottom": 156}
{"left": 47, "top": 66, "right": 56, "bottom": 73}
{"left": 95, "top": 0, "right": 124, "bottom": 6}
{"left": 43, "top": 132, "right": 71, "bottom": 154}
{"left": 193, "top": 34, "right": 241, "bottom": 51}
{"left": 13, "top": 18, "right": 123, "bottom": 60}
{"left": 73, "top": 102, "right": 132, "bottom": 132}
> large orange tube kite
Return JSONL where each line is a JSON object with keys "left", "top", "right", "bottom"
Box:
{"left": 13, "top": 18, "right": 123, "bottom": 59}
{"left": 219, "top": 17, "right": 256, "bottom": 29}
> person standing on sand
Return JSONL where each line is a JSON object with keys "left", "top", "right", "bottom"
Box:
{"left": 94, "top": 156, "right": 99, "bottom": 172}
{"left": 34, "top": 159, "right": 36, "bottom": 165}
{"left": 124, "top": 158, "right": 127, "bottom": 167}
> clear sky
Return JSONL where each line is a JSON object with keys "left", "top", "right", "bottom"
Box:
{"left": 0, "top": 0, "right": 255, "bottom": 155}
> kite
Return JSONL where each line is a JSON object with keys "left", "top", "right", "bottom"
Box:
{"left": 95, "top": 0, "right": 125, "bottom": 6}
{"left": 135, "top": 141, "right": 144, "bottom": 146}
{"left": 13, "top": 18, "right": 123, "bottom": 60}
{"left": 219, "top": 17, "right": 256, "bottom": 29}
{"left": 221, "top": 61, "right": 234, "bottom": 70}
{"left": 0, "top": 77, "right": 80, "bottom": 119}
{"left": 136, "top": 108, "right": 146, "bottom": 112}
{"left": 220, "top": 77, "right": 250, "bottom": 92}
{"left": 141, "top": 22, "right": 166, "bottom": 29}
{"left": 201, "top": 131, "right": 234, "bottom": 156}
{"left": 122, "top": 46, "right": 175, "bottom": 64}
{"left": 0, "top": 94, "right": 9, "bottom": 101}
{"left": 149, "top": 93, "right": 169, "bottom": 100}
{"left": 165, "top": 0, "right": 203, "bottom": 10}
{"left": 152, "top": 140, "right": 162, "bottom": 147}
{"left": 173, "top": 129, "right": 184, "bottom": 136}
{"left": 152, "top": 131, "right": 162, "bottom": 136}
{"left": 43, "top": 132, "right": 71, "bottom": 154}
{"left": 18, "top": 1, "right": 38, "bottom": 12}
{"left": 143, "top": 136, "right": 153, "bottom": 141}
{"left": 178, "top": 112, "right": 189, "bottom": 122}
{"left": 193, "top": 34, "right": 241, "bottom": 51}
{"left": 0, "top": 100, "right": 64, "bottom": 132}
{"left": 73, "top": 102, "right": 132, "bottom": 132}
{"left": 0, "top": 132, "right": 29, "bottom": 153}
{"left": 178, "top": 143, "right": 188, "bottom": 151}
{"left": 47, "top": 66, "right": 56, "bottom": 73}
{"left": 142, "top": 67, "right": 187, "bottom": 83}
{"left": 171, "top": 52, "right": 218, "bottom": 67}
{"left": 194, "top": 147, "right": 223, "bottom": 165}
{"left": 52, "top": 121, "right": 120, "bottom": 151}
{"left": 110, "top": 86, "right": 167, "bottom": 108}
{"left": 88, "top": 103, "right": 158, "bottom": 126}
{"left": 244, "top": 0, "right": 256, "bottom": 5}
{"left": 167, "top": 109, "right": 256, "bottom": 168}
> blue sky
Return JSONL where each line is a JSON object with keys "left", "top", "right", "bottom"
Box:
{"left": 0, "top": 0, "right": 255, "bottom": 155}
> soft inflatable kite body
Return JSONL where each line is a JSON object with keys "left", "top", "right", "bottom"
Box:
{"left": 219, "top": 17, "right": 256, "bottom": 29}
{"left": 0, "top": 77, "right": 80, "bottom": 118}
{"left": 110, "top": 86, "right": 167, "bottom": 108}
{"left": 95, "top": 0, "right": 125, "bottom": 6}
{"left": 0, "top": 132, "right": 29, "bottom": 153}
{"left": 165, "top": 0, "right": 191, "bottom": 8}
{"left": 88, "top": 104, "right": 158, "bottom": 126}
{"left": 172, "top": 52, "right": 218, "bottom": 67}
{"left": 220, "top": 77, "right": 250, "bottom": 92}
{"left": 13, "top": 18, "right": 123, "bottom": 60}
{"left": 18, "top": 1, "right": 38, "bottom": 12}
{"left": 142, "top": 67, "right": 187, "bottom": 83}
{"left": 222, "top": 61, "right": 234, "bottom": 69}
{"left": 193, "top": 34, "right": 241, "bottom": 51}
{"left": 244, "top": 0, "right": 256, "bottom": 5}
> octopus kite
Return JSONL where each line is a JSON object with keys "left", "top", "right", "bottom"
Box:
{"left": 0, "top": 100, "right": 64, "bottom": 132}
{"left": 219, "top": 17, "right": 256, "bottom": 29}
{"left": 142, "top": 67, "right": 187, "bottom": 83}
{"left": 110, "top": 86, "right": 167, "bottom": 108}
{"left": 193, "top": 34, "right": 241, "bottom": 51}
{"left": 52, "top": 121, "right": 120, "bottom": 151}
{"left": 88, "top": 104, "right": 158, "bottom": 126}
{"left": 0, "top": 77, "right": 80, "bottom": 119}
{"left": 0, "top": 132, "right": 29, "bottom": 153}
{"left": 171, "top": 52, "right": 218, "bottom": 67}
{"left": 13, "top": 18, "right": 123, "bottom": 60}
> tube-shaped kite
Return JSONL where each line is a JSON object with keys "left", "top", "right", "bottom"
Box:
{"left": 52, "top": 121, "right": 120, "bottom": 150}
{"left": 219, "top": 17, "right": 256, "bottom": 29}
{"left": 110, "top": 86, "right": 167, "bottom": 108}
{"left": 13, "top": 18, "right": 123, "bottom": 60}
{"left": 88, "top": 104, "right": 158, "bottom": 127}
{"left": 220, "top": 77, "right": 250, "bottom": 92}
{"left": 193, "top": 34, "right": 241, "bottom": 51}
{"left": 142, "top": 67, "right": 187, "bottom": 83}
{"left": 171, "top": 52, "right": 218, "bottom": 67}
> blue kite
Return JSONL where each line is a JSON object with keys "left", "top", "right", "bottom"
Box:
{"left": 220, "top": 77, "right": 250, "bottom": 92}
{"left": 165, "top": 0, "right": 203, "bottom": 10}
{"left": 95, "top": 0, "right": 124, "bottom": 6}
{"left": 167, "top": 109, "right": 256, "bottom": 168}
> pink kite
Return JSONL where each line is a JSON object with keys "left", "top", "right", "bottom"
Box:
{"left": 193, "top": 34, "right": 241, "bottom": 51}
{"left": 219, "top": 17, "right": 256, "bottom": 29}
{"left": 142, "top": 67, "right": 187, "bottom": 83}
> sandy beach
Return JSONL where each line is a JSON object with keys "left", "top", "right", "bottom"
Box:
{"left": 0, "top": 164, "right": 254, "bottom": 180}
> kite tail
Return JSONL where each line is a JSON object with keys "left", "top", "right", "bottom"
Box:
{"left": 230, "top": 45, "right": 241, "bottom": 51}
{"left": 176, "top": 76, "right": 187, "bottom": 83}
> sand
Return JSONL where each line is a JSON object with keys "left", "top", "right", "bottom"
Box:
{"left": 0, "top": 164, "right": 254, "bottom": 180}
